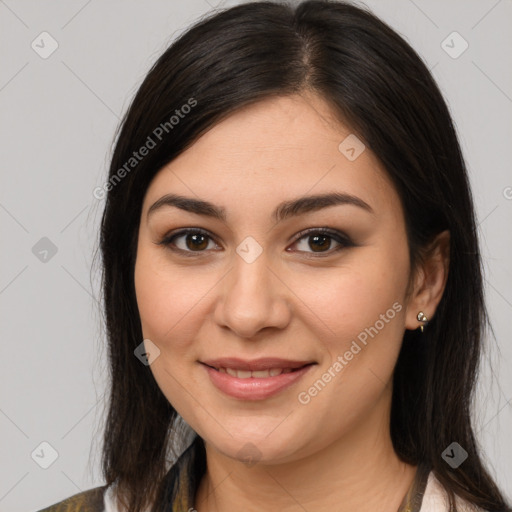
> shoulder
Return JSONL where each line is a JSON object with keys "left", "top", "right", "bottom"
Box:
{"left": 35, "top": 485, "right": 107, "bottom": 512}
{"left": 421, "top": 472, "right": 488, "bottom": 512}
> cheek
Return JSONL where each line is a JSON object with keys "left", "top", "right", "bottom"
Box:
{"left": 297, "top": 242, "right": 409, "bottom": 414}
{"left": 134, "top": 253, "right": 169, "bottom": 338}
{"left": 290, "top": 252, "right": 408, "bottom": 440}
{"left": 134, "top": 245, "right": 207, "bottom": 412}
{"left": 306, "top": 247, "right": 409, "bottom": 346}
{"left": 135, "top": 244, "right": 188, "bottom": 347}
{"left": 134, "top": 243, "right": 218, "bottom": 356}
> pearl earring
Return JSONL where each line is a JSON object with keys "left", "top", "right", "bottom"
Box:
{"left": 417, "top": 311, "right": 429, "bottom": 333}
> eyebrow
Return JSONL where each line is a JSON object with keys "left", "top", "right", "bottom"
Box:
{"left": 147, "top": 191, "right": 374, "bottom": 223}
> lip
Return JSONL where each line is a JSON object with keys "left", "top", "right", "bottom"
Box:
{"left": 200, "top": 358, "right": 316, "bottom": 400}
{"left": 201, "top": 357, "right": 313, "bottom": 371}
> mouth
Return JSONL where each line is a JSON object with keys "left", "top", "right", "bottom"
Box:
{"left": 209, "top": 366, "right": 303, "bottom": 378}
{"left": 199, "top": 358, "right": 316, "bottom": 400}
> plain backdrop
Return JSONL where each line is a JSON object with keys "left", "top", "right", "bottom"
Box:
{"left": 0, "top": 1, "right": 511, "bottom": 510}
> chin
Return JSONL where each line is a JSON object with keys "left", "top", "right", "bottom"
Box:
{"left": 198, "top": 421, "right": 308, "bottom": 466}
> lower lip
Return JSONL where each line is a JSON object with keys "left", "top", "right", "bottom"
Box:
{"left": 201, "top": 363, "right": 315, "bottom": 400}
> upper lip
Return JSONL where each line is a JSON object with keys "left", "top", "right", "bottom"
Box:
{"left": 201, "top": 358, "right": 315, "bottom": 371}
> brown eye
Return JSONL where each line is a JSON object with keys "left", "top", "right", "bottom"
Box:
{"left": 158, "top": 228, "right": 218, "bottom": 255}
{"left": 307, "top": 234, "right": 332, "bottom": 252}
{"left": 158, "top": 227, "right": 353, "bottom": 258}
{"left": 182, "top": 232, "right": 209, "bottom": 251}
{"left": 290, "top": 228, "right": 353, "bottom": 256}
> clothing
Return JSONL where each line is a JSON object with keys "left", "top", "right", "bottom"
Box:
{"left": 35, "top": 486, "right": 106, "bottom": 512}
{"left": 35, "top": 464, "right": 484, "bottom": 512}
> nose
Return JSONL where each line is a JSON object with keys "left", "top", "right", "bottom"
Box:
{"left": 213, "top": 252, "right": 292, "bottom": 339}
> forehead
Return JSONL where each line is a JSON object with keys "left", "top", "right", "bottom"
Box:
{"left": 142, "top": 94, "right": 401, "bottom": 222}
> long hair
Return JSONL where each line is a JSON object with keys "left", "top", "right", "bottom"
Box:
{"left": 97, "top": 1, "right": 510, "bottom": 511}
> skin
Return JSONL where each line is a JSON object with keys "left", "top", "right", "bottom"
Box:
{"left": 134, "top": 92, "right": 450, "bottom": 512}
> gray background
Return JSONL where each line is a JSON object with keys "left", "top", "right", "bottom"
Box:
{"left": 0, "top": 0, "right": 511, "bottom": 510}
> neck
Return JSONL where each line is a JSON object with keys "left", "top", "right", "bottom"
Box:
{"left": 194, "top": 400, "right": 417, "bottom": 512}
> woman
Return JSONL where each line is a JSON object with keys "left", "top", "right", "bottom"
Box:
{"left": 37, "top": 1, "right": 510, "bottom": 511}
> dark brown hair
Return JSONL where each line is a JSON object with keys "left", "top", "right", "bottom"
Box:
{"left": 96, "top": 1, "right": 510, "bottom": 511}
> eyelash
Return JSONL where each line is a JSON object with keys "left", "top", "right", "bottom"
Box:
{"left": 157, "top": 227, "right": 354, "bottom": 258}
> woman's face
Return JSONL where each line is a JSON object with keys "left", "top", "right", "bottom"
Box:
{"left": 134, "top": 93, "right": 416, "bottom": 464}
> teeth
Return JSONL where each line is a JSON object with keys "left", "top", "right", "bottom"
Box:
{"left": 253, "top": 369, "right": 273, "bottom": 378}
{"left": 218, "top": 367, "right": 294, "bottom": 378}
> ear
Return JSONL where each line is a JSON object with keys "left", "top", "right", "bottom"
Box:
{"left": 405, "top": 230, "right": 450, "bottom": 331}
